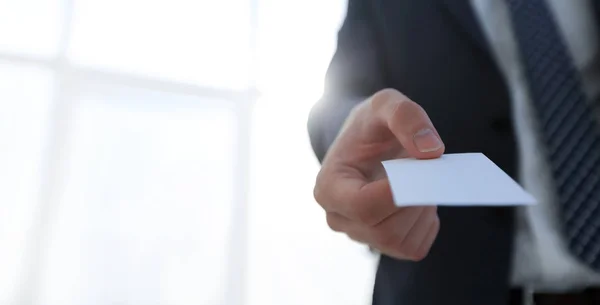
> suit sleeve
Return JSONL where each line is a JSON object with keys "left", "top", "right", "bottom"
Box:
{"left": 307, "top": 0, "right": 386, "bottom": 163}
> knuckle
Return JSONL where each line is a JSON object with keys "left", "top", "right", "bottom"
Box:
{"left": 373, "top": 88, "right": 403, "bottom": 103}
{"left": 398, "top": 246, "right": 419, "bottom": 261}
{"left": 403, "top": 247, "right": 426, "bottom": 261}
{"left": 411, "top": 249, "right": 433, "bottom": 262}
{"left": 313, "top": 171, "right": 330, "bottom": 205}
{"left": 371, "top": 89, "right": 429, "bottom": 132}
{"left": 326, "top": 214, "right": 343, "bottom": 232}
{"left": 313, "top": 183, "right": 325, "bottom": 204}
{"left": 410, "top": 250, "right": 428, "bottom": 262}
{"left": 391, "top": 97, "right": 423, "bottom": 121}
{"left": 347, "top": 232, "right": 367, "bottom": 244}
{"left": 370, "top": 88, "right": 407, "bottom": 112}
{"left": 349, "top": 100, "right": 367, "bottom": 118}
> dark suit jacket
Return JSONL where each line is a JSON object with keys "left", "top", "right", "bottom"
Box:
{"left": 307, "top": 1, "right": 600, "bottom": 304}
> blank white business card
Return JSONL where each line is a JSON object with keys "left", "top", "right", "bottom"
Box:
{"left": 381, "top": 153, "right": 537, "bottom": 206}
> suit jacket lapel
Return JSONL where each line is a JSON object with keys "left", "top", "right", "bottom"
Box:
{"left": 440, "top": 0, "right": 491, "bottom": 54}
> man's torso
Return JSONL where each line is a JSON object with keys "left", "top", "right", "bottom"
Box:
{"left": 368, "top": 0, "right": 600, "bottom": 303}
{"left": 471, "top": 0, "right": 600, "bottom": 290}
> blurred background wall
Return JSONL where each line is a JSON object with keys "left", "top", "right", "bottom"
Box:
{"left": 0, "top": 0, "right": 378, "bottom": 304}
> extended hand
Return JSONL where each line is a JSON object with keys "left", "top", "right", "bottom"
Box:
{"left": 314, "top": 89, "right": 445, "bottom": 261}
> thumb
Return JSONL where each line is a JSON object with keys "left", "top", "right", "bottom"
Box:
{"left": 370, "top": 89, "right": 445, "bottom": 159}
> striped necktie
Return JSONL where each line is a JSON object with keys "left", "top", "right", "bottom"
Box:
{"left": 505, "top": 0, "right": 600, "bottom": 269}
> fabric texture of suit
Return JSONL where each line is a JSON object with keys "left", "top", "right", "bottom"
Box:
{"left": 307, "top": 1, "right": 600, "bottom": 304}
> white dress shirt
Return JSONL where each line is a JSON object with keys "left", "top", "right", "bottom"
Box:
{"left": 471, "top": 0, "right": 600, "bottom": 291}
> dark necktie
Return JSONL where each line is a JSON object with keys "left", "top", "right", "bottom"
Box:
{"left": 504, "top": 0, "right": 600, "bottom": 269}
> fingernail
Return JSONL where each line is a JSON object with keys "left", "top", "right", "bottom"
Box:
{"left": 413, "top": 129, "right": 443, "bottom": 152}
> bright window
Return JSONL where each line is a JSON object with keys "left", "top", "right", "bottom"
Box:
{"left": 0, "top": 0, "right": 376, "bottom": 304}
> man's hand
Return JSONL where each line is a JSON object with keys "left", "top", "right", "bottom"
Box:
{"left": 313, "top": 89, "right": 445, "bottom": 261}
